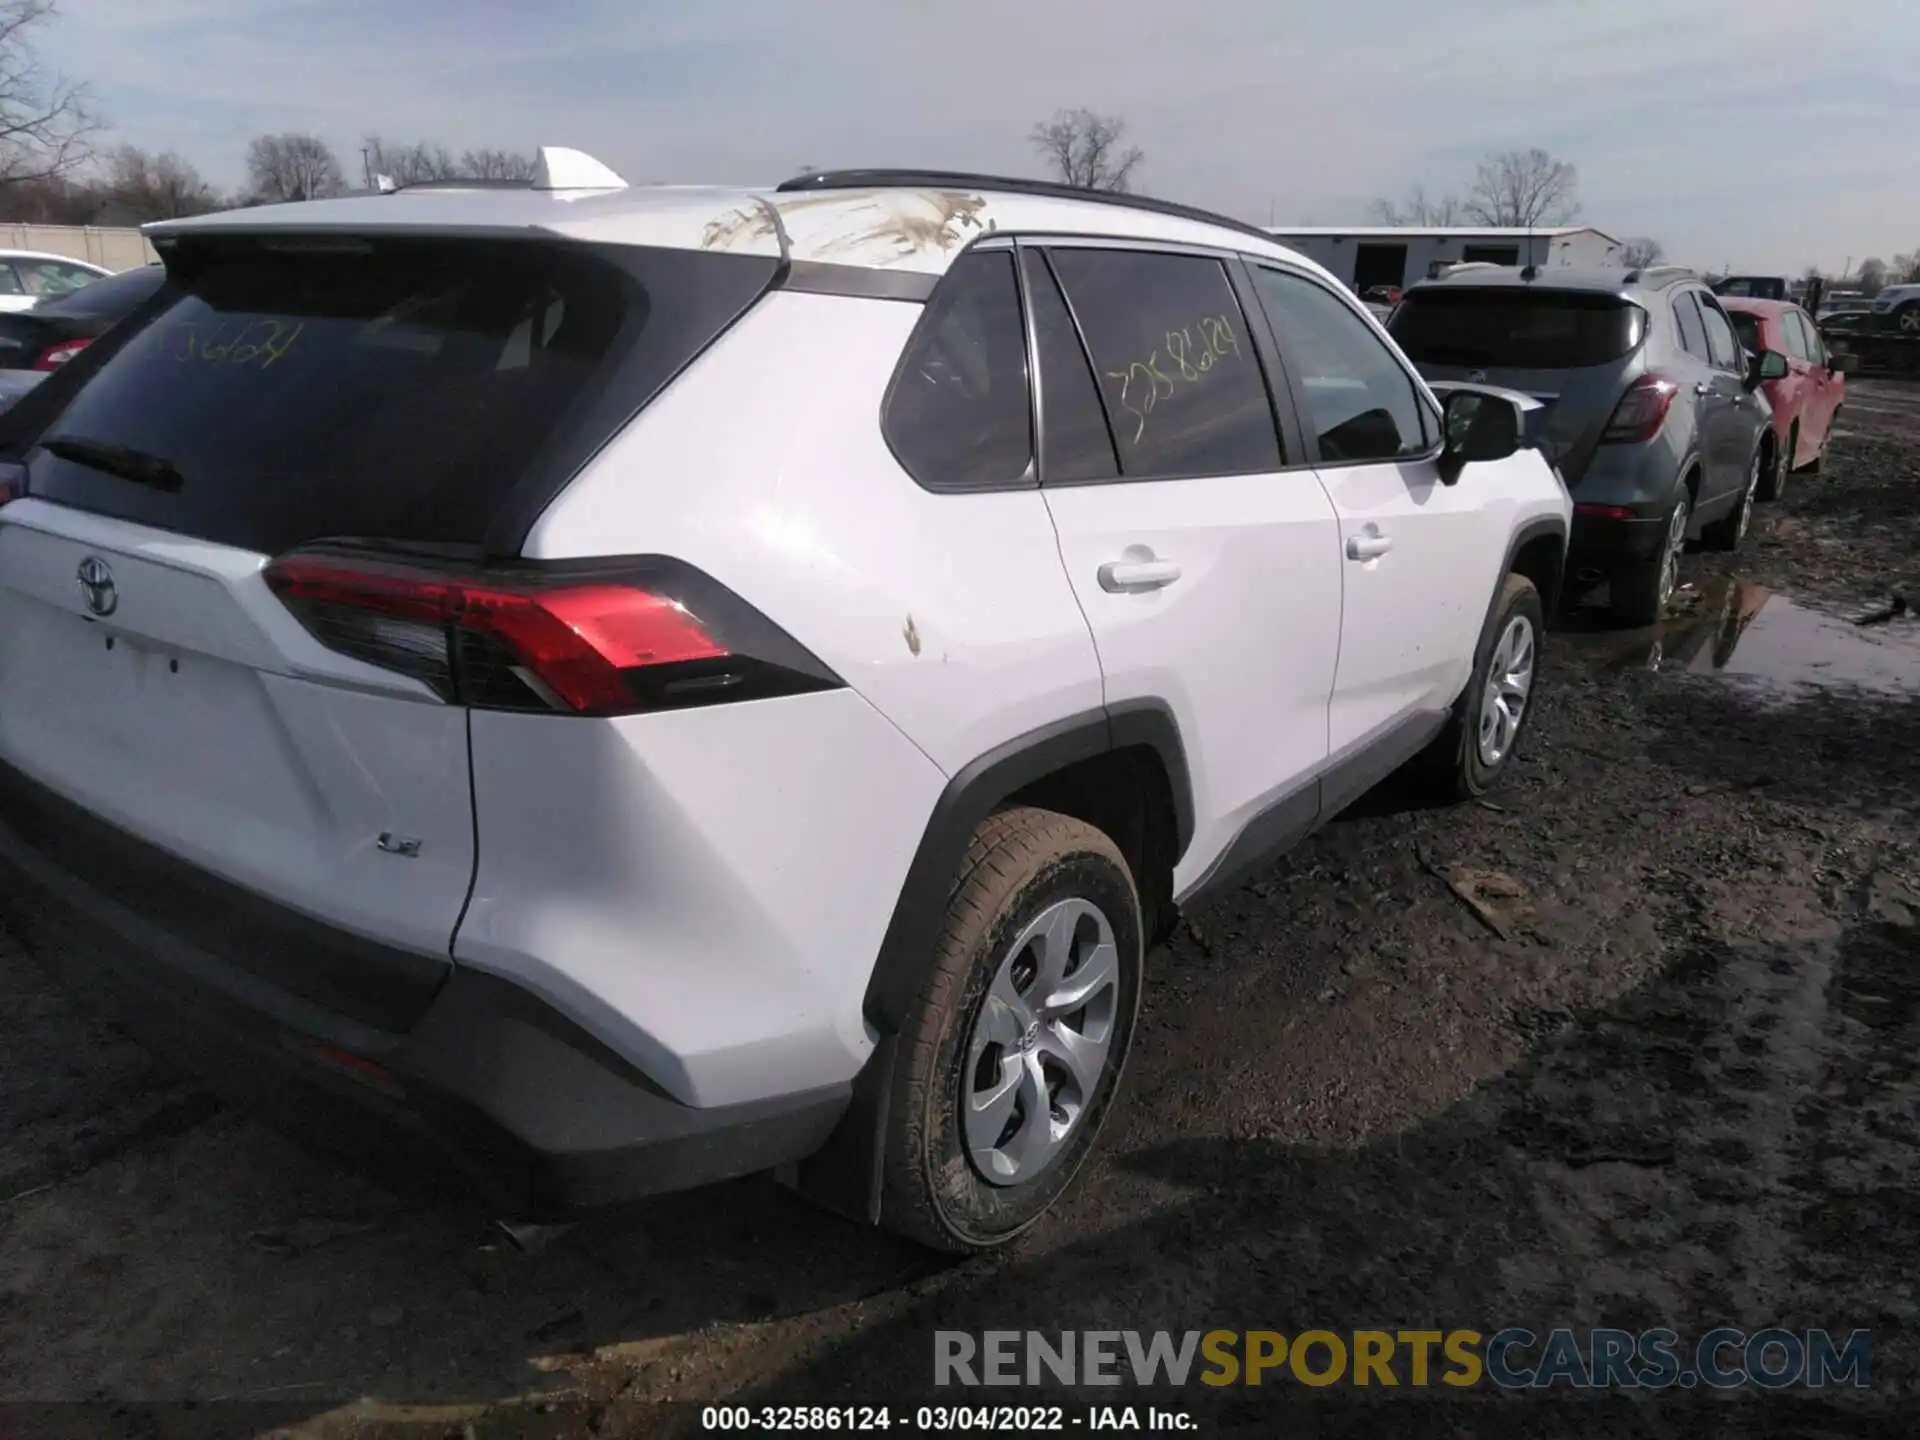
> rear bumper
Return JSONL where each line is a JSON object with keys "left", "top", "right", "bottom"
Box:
{"left": 0, "top": 762, "right": 848, "bottom": 1217}
{"left": 1567, "top": 510, "right": 1669, "bottom": 573}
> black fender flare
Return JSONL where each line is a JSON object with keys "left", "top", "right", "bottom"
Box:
{"left": 786, "top": 701, "right": 1192, "bottom": 1223}
{"left": 1495, "top": 513, "right": 1569, "bottom": 618}
{"left": 862, "top": 700, "right": 1191, "bottom": 1030}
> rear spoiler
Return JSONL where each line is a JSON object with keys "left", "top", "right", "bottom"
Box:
{"left": 1425, "top": 380, "right": 1560, "bottom": 460}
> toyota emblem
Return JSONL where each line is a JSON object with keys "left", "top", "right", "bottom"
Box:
{"left": 76, "top": 555, "right": 117, "bottom": 618}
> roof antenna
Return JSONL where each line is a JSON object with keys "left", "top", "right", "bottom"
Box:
{"left": 1520, "top": 215, "right": 1538, "bottom": 281}
{"left": 532, "top": 146, "right": 628, "bottom": 191}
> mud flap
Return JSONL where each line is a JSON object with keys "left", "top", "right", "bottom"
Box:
{"left": 780, "top": 1033, "right": 898, "bottom": 1226}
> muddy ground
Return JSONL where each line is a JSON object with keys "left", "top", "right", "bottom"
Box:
{"left": 2, "top": 385, "right": 1917, "bottom": 1439}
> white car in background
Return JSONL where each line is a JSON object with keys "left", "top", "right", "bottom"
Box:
{"left": 0, "top": 250, "right": 111, "bottom": 313}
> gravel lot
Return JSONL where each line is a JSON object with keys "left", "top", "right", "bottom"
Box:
{"left": 2, "top": 384, "right": 1916, "bottom": 1438}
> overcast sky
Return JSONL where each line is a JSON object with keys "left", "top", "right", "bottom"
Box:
{"left": 45, "top": 0, "right": 1920, "bottom": 274}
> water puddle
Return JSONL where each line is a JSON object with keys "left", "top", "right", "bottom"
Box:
{"left": 1561, "top": 581, "right": 1920, "bottom": 700}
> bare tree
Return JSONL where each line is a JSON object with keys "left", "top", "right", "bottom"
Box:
{"left": 1028, "top": 107, "right": 1144, "bottom": 193}
{"left": 1619, "top": 236, "right": 1664, "bottom": 269}
{"left": 245, "top": 132, "right": 346, "bottom": 204}
{"left": 1366, "top": 184, "right": 1464, "bottom": 227}
{"left": 1858, "top": 257, "right": 1887, "bottom": 294}
{"left": 0, "top": 0, "right": 95, "bottom": 189}
{"left": 101, "top": 144, "right": 220, "bottom": 220}
{"left": 363, "top": 135, "right": 459, "bottom": 187}
{"left": 1463, "top": 148, "right": 1579, "bottom": 228}
{"left": 1889, "top": 251, "right": 1920, "bottom": 284}
{"left": 460, "top": 147, "right": 537, "bottom": 181}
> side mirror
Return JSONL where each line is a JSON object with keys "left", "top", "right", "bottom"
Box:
{"left": 1438, "top": 389, "right": 1520, "bottom": 484}
{"left": 1746, "top": 347, "right": 1790, "bottom": 388}
{"left": 1830, "top": 353, "right": 1860, "bottom": 375}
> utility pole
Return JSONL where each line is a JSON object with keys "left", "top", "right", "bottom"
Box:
{"left": 361, "top": 147, "right": 372, "bottom": 190}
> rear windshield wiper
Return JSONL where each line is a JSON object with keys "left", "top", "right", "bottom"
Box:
{"left": 39, "top": 435, "right": 185, "bottom": 493}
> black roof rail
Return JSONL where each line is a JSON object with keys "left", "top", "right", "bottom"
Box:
{"left": 777, "top": 169, "right": 1278, "bottom": 247}
{"left": 390, "top": 177, "right": 537, "bottom": 193}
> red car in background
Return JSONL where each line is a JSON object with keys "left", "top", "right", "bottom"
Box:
{"left": 1719, "top": 297, "right": 1855, "bottom": 500}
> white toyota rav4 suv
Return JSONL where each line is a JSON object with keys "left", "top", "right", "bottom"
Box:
{"left": 0, "top": 149, "right": 1570, "bottom": 1251}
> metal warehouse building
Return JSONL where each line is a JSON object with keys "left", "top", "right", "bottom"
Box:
{"left": 1267, "top": 226, "right": 1623, "bottom": 292}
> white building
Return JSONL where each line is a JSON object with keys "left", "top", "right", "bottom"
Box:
{"left": 1267, "top": 226, "right": 1624, "bottom": 292}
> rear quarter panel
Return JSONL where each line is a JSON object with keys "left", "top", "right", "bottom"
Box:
{"left": 523, "top": 290, "right": 1106, "bottom": 775}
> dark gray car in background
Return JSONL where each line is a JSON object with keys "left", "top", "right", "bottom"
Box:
{"left": 1390, "top": 265, "right": 1788, "bottom": 625}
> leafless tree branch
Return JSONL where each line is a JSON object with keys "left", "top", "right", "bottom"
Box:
{"left": 245, "top": 132, "right": 346, "bottom": 204}
{"left": 363, "top": 135, "right": 458, "bottom": 187}
{"left": 1028, "top": 107, "right": 1144, "bottom": 194}
{"left": 458, "top": 147, "right": 537, "bottom": 182}
{"left": 1462, "top": 148, "right": 1580, "bottom": 228}
{"left": 1367, "top": 183, "right": 1465, "bottom": 227}
{"left": 1619, "top": 236, "right": 1664, "bottom": 269}
{"left": 0, "top": 0, "right": 96, "bottom": 190}
{"left": 98, "top": 144, "right": 221, "bottom": 219}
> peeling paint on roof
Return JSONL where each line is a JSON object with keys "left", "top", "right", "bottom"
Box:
{"left": 703, "top": 190, "right": 991, "bottom": 271}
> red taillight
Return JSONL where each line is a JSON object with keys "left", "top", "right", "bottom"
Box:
{"left": 0, "top": 464, "right": 24, "bottom": 508}
{"left": 34, "top": 338, "right": 92, "bottom": 370}
{"left": 1600, "top": 375, "right": 1679, "bottom": 444}
{"left": 1574, "top": 503, "right": 1636, "bottom": 521}
{"left": 263, "top": 549, "right": 838, "bottom": 717}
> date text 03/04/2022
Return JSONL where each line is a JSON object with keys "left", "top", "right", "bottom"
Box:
{"left": 701, "top": 1404, "right": 1195, "bottom": 1431}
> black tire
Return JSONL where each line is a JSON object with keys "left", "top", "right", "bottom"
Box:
{"left": 1413, "top": 572, "right": 1545, "bottom": 803}
{"left": 880, "top": 807, "right": 1142, "bottom": 1253}
{"left": 1757, "top": 425, "right": 1791, "bottom": 501}
{"left": 1703, "top": 445, "right": 1763, "bottom": 549}
{"left": 1611, "top": 490, "right": 1690, "bottom": 627}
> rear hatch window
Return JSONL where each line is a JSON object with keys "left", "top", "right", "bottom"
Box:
{"left": 1390, "top": 290, "right": 1647, "bottom": 370}
{"left": 2, "top": 237, "right": 776, "bottom": 556}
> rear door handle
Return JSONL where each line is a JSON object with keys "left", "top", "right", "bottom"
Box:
{"left": 1097, "top": 558, "right": 1182, "bottom": 592}
{"left": 1346, "top": 533, "right": 1393, "bottom": 561}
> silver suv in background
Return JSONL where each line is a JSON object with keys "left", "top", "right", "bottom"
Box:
{"left": 1869, "top": 282, "right": 1920, "bottom": 334}
{"left": 1390, "top": 266, "right": 1788, "bottom": 625}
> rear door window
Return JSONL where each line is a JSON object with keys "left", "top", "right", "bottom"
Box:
{"left": 883, "top": 249, "right": 1032, "bottom": 492}
{"left": 1021, "top": 249, "right": 1117, "bottom": 484}
{"left": 1390, "top": 289, "right": 1647, "bottom": 369}
{"left": 1672, "top": 293, "right": 1711, "bottom": 360}
{"left": 19, "top": 261, "right": 100, "bottom": 298}
{"left": 1797, "top": 312, "right": 1827, "bottom": 365}
{"left": 1697, "top": 296, "right": 1740, "bottom": 370}
{"left": 1782, "top": 311, "right": 1814, "bottom": 362}
{"left": 9, "top": 238, "right": 775, "bottom": 554}
{"left": 1047, "top": 248, "right": 1281, "bottom": 480}
{"left": 32, "top": 265, "right": 165, "bottom": 320}
{"left": 1251, "top": 265, "right": 1431, "bottom": 463}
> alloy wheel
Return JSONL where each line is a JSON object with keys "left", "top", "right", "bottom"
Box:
{"left": 1658, "top": 498, "right": 1689, "bottom": 610}
{"left": 963, "top": 898, "right": 1121, "bottom": 1187}
{"left": 1477, "top": 614, "right": 1536, "bottom": 767}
